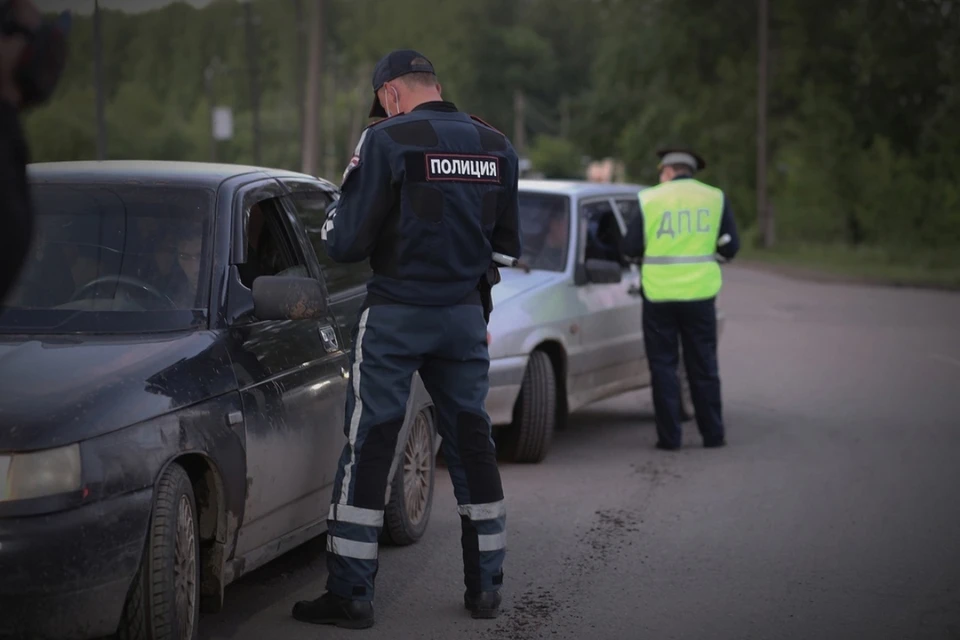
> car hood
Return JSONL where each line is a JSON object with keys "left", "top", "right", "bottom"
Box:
{"left": 492, "top": 268, "right": 566, "bottom": 306}
{"left": 0, "top": 332, "right": 236, "bottom": 451}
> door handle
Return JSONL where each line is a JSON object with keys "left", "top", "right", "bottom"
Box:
{"left": 319, "top": 325, "right": 339, "bottom": 352}
{"left": 628, "top": 284, "right": 642, "bottom": 296}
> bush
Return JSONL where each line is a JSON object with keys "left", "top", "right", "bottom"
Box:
{"left": 528, "top": 135, "right": 583, "bottom": 179}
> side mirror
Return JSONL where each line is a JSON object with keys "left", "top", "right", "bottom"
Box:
{"left": 584, "top": 259, "right": 623, "bottom": 284}
{"left": 252, "top": 276, "right": 328, "bottom": 321}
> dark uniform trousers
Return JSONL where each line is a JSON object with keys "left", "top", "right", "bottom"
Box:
{"left": 642, "top": 296, "right": 724, "bottom": 447}
{"left": 325, "top": 298, "right": 506, "bottom": 602}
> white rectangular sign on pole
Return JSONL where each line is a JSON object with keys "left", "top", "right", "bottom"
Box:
{"left": 212, "top": 106, "right": 234, "bottom": 141}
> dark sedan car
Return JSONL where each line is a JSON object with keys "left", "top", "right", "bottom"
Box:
{"left": 0, "top": 161, "right": 438, "bottom": 640}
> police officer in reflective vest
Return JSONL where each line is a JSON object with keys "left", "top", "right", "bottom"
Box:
{"left": 622, "top": 148, "right": 740, "bottom": 450}
{"left": 291, "top": 49, "right": 521, "bottom": 629}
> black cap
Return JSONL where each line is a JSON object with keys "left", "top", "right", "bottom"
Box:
{"left": 368, "top": 49, "right": 437, "bottom": 118}
{"left": 656, "top": 147, "right": 707, "bottom": 172}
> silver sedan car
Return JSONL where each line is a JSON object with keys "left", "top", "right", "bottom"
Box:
{"left": 485, "top": 179, "right": 726, "bottom": 463}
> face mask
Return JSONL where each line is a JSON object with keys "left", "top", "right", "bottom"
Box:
{"left": 0, "top": 5, "right": 71, "bottom": 109}
{"left": 383, "top": 84, "right": 400, "bottom": 117}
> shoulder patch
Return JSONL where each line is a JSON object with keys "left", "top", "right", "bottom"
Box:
{"left": 469, "top": 114, "right": 503, "bottom": 135}
{"left": 341, "top": 128, "right": 370, "bottom": 185}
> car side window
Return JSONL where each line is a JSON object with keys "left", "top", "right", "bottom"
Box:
{"left": 615, "top": 198, "right": 642, "bottom": 227}
{"left": 581, "top": 199, "right": 626, "bottom": 267}
{"left": 236, "top": 196, "right": 307, "bottom": 290}
{"left": 288, "top": 189, "right": 373, "bottom": 297}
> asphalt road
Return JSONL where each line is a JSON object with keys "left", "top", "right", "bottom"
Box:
{"left": 199, "top": 266, "right": 960, "bottom": 640}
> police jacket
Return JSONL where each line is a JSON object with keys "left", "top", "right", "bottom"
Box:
{"left": 322, "top": 101, "right": 522, "bottom": 307}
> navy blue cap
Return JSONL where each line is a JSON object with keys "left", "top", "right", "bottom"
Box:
{"left": 369, "top": 49, "right": 437, "bottom": 118}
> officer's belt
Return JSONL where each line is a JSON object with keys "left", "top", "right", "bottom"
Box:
{"left": 643, "top": 255, "right": 716, "bottom": 265}
{"left": 364, "top": 289, "right": 482, "bottom": 307}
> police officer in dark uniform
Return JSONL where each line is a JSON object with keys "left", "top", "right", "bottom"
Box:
{"left": 622, "top": 148, "right": 740, "bottom": 450}
{"left": 291, "top": 49, "right": 521, "bottom": 630}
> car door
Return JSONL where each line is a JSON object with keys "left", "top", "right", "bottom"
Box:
{"left": 226, "top": 179, "right": 350, "bottom": 559}
{"left": 280, "top": 178, "right": 373, "bottom": 350}
{"left": 612, "top": 194, "right": 644, "bottom": 295}
{"left": 611, "top": 195, "right": 651, "bottom": 387}
{"left": 570, "top": 196, "right": 647, "bottom": 405}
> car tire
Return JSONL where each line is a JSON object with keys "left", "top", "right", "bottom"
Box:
{"left": 510, "top": 350, "right": 556, "bottom": 464}
{"left": 117, "top": 463, "right": 200, "bottom": 640}
{"left": 382, "top": 408, "right": 436, "bottom": 546}
{"left": 678, "top": 360, "right": 695, "bottom": 422}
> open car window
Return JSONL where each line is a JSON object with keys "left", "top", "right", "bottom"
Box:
{"left": 581, "top": 199, "right": 628, "bottom": 268}
{"left": 235, "top": 196, "right": 308, "bottom": 290}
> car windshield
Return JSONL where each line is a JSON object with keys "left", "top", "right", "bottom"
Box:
{"left": 518, "top": 192, "right": 571, "bottom": 272}
{"left": 0, "top": 183, "right": 214, "bottom": 335}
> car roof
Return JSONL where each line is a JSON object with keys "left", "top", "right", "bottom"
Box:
{"left": 518, "top": 179, "right": 647, "bottom": 199}
{"left": 27, "top": 160, "right": 335, "bottom": 189}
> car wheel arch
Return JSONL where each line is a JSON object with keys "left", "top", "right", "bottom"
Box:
{"left": 153, "top": 452, "right": 231, "bottom": 614}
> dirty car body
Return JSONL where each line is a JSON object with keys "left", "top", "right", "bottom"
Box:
{"left": 0, "top": 161, "right": 435, "bottom": 639}
{"left": 485, "top": 180, "right": 726, "bottom": 463}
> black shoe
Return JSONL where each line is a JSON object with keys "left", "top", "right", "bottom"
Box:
{"left": 292, "top": 592, "right": 374, "bottom": 629}
{"left": 464, "top": 590, "right": 501, "bottom": 619}
{"left": 655, "top": 441, "right": 681, "bottom": 451}
{"left": 703, "top": 437, "right": 727, "bottom": 448}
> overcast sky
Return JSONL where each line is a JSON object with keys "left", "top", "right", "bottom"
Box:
{"left": 36, "top": 0, "right": 218, "bottom": 14}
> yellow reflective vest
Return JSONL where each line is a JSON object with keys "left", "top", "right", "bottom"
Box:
{"left": 638, "top": 178, "right": 724, "bottom": 302}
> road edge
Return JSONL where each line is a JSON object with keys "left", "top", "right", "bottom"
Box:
{"left": 731, "top": 259, "right": 960, "bottom": 293}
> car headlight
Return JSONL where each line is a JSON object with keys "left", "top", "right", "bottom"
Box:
{"left": 0, "top": 444, "right": 82, "bottom": 503}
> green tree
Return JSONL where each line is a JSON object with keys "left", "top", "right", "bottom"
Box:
{"left": 528, "top": 135, "right": 583, "bottom": 179}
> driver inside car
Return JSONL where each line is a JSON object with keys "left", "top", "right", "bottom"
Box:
{"left": 127, "top": 218, "right": 195, "bottom": 309}
{"left": 529, "top": 211, "right": 569, "bottom": 271}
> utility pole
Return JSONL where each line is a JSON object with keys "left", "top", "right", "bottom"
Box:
{"left": 513, "top": 89, "right": 526, "bottom": 157}
{"left": 204, "top": 62, "right": 216, "bottom": 162}
{"left": 93, "top": 0, "right": 107, "bottom": 160}
{"left": 346, "top": 65, "right": 368, "bottom": 164}
{"left": 301, "top": 0, "right": 323, "bottom": 175}
{"left": 293, "top": 0, "right": 306, "bottom": 164}
{"left": 560, "top": 95, "right": 571, "bottom": 139}
{"left": 323, "top": 49, "right": 338, "bottom": 181}
{"left": 756, "top": 0, "right": 771, "bottom": 248}
{"left": 243, "top": 1, "right": 262, "bottom": 165}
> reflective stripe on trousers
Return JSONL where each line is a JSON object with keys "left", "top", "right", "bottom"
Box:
{"left": 457, "top": 500, "right": 507, "bottom": 588}
{"left": 457, "top": 500, "right": 507, "bottom": 553}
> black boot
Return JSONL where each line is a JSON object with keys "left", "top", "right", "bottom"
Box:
{"left": 292, "top": 592, "right": 375, "bottom": 629}
{"left": 464, "top": 590, "right": 502, "bottom": 619}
